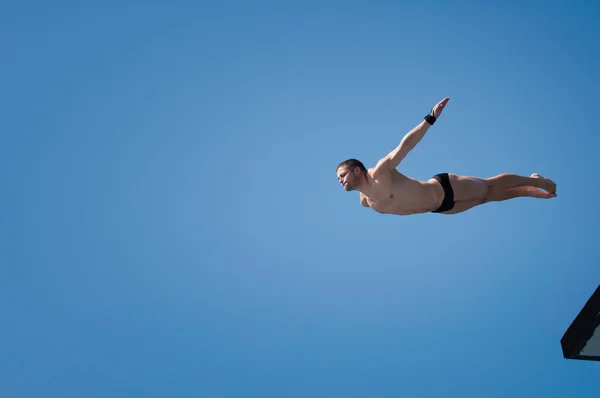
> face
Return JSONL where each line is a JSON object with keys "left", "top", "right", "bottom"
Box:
{"left": 337, "top": 166, "right": 359, "bottom": 191}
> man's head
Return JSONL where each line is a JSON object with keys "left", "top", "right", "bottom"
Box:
{"left": 336, "top": 158, "right": 367, "bottom": 191}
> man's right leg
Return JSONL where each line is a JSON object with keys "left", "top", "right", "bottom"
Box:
{"left": 448, "top": 173, "right": 557, "bottom": 202}
{"left": 442, "top": 187, "right": 556, "bottom": 214}
{"left": 488, "top": 186, "right": 556, "bottom": 201}
{"left": 440, "top": 187, "right": 555, "bottom": 215}
{"left": 487, "top": 173, "right": 556, "bottom": 195}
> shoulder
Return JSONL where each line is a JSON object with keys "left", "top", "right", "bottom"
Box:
{"left": 369, "top": 163, "right": 391, "bottom": 179}
{"left": 360, "top": 192, "right": 369, "bottom": 207}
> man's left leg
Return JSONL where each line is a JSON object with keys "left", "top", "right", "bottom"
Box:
{"left": 448, "top": 173, "right": 557, "bottom": 203}
{"left": 487, "top": 173, "right": 556, "bottom": 195}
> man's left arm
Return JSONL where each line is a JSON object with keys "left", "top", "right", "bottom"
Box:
{"left": 374, "top": 97, "right": 450, "bottom": 174}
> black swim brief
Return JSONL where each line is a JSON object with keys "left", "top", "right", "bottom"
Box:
{"left": 431, "top": 173, "right": 455, "bottom": 213}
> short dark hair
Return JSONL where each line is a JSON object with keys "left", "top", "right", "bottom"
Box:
{"left": 336, "top": 158, "right": 366, "bottom": 173}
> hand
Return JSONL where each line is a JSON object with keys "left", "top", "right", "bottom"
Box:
{"left": 432, "top": 97, "right": 450, "bottom": 118}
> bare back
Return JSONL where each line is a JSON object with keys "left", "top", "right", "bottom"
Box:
{"left": 362, "top": 168, "right": 444, "bottom": 215}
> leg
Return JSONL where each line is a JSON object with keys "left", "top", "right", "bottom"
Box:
{"left": 440, "top": 186, "right": 555, "bottom": 215}
{"left": 487, "top": 173, "right": 556, "bottom": 195}
{"left": 439, "top": 199, "right": 486, "bottom": 215}
{"left": 488, "top": 186, "right": 556, "bottom": 201}
{"left": 448, "top": 173, "right": 557, "bottom": 202}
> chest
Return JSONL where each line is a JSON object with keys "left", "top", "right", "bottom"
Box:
{"left": 367, "top": 179, "right": 398, "bottom": 201}
{"left": 364, "top": 177, "right": 410, "bottom": 212}
{"left": 366, "top": 190, "right": 397, "bottom": 212}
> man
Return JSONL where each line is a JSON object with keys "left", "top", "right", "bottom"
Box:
{"left": 336, "top": 97, "right": 557, "bottom": 215}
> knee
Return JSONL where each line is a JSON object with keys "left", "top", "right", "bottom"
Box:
{"left": 488, "top": 173, "right": 511, "bottom": 182}
{"left": 484, "top": 182, "right": 495, "bottom": 200}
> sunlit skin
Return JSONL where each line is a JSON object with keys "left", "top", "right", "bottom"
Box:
{"left": 336, "top": 97, "right": 557, "bottom": 216}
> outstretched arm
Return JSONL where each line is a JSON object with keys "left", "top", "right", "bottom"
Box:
{"left": 374, "top": 97, "right": 450, "bottom": 173}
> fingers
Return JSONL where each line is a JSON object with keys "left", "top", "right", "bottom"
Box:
{"left": 433, "top": 97, "right": 449, "bottom": 118}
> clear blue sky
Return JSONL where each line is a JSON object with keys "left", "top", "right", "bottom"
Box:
{"left": 2, "top": 1, "right": 600, "bottom": 397}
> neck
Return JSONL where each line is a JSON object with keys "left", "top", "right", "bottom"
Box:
{"left": 355, "top": 174, "right": 373, "bottom": 195}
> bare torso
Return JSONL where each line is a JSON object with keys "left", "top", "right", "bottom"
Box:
{"left": 361, "top": 168, "right": 445, "bottom": 215}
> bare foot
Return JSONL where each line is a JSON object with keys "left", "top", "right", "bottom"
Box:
{"left": 520, "top": 186, "right": 556, "bottom": 199}
{"left": 531, "top": 173, "right": 557, "bottom": 195}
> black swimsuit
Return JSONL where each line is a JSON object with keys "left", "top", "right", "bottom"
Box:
{"left": 431, "top": 173, "right": 455, "bottom": 213}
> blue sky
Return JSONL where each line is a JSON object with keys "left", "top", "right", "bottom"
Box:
{"left": 2, "top": 1, "right": 600, "bottom": 397}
